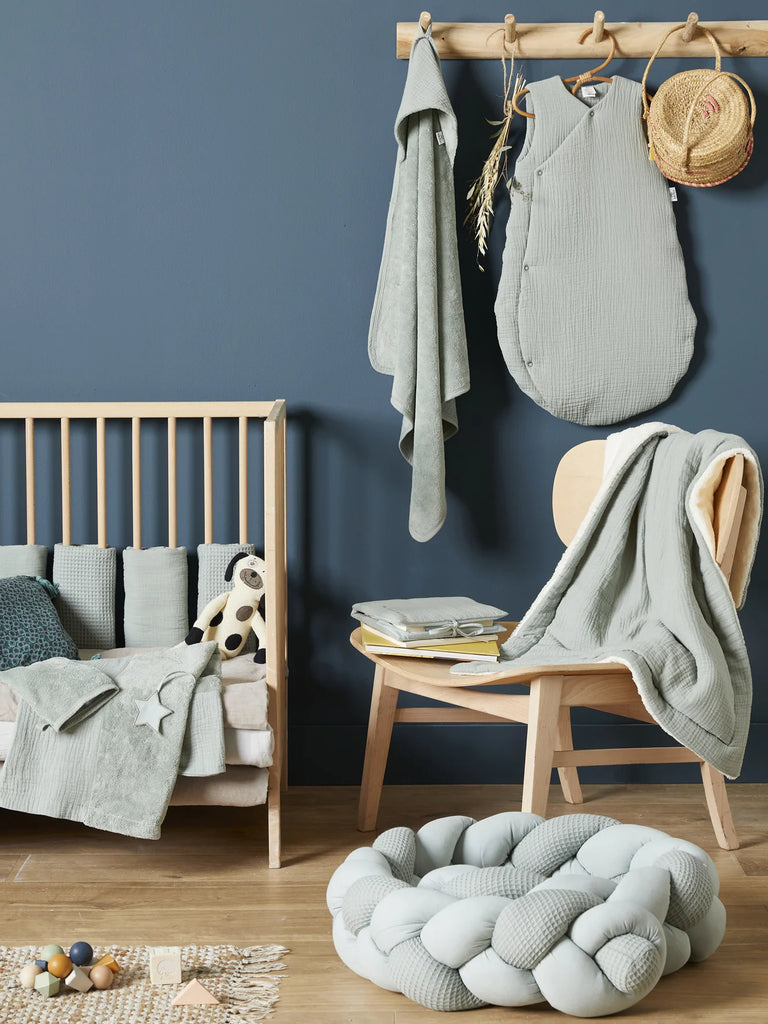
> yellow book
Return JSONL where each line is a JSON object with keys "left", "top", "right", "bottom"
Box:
{"left": 361, "top": 625, "right": 499, "bottom": 662}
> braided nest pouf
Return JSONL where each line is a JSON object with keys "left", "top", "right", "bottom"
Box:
{"left": 327, "top": 812, "right": 725, "bottom": 1017}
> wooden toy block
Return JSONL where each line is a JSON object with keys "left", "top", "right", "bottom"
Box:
{"left": 171, "top": 978, "right": 220, "bottom": 1005}
{"left": 149, "top": 946, "right": 182, "bottom": 985}
{"left": 69, "top": 940, "right": 94, "bottom": 966}
{"left": 65, "top": 965, "right": 93, "bottom": 992}
{"left": 94, "top": 952, "right": 121, "bottom": 973}
{"left": 40, "top": 944, "right": 64, "bottom": 961}
{"left": 89, "top": 965, "right": 115, "bottom": 989}
{"left": 19, "top": 963, "right": 42, "bottom": 989}
{"left": 47, "top": 953, "right": 73, "bottom": 979}
{"left": 34, "top": 971, "right": 60, "bottom": 998}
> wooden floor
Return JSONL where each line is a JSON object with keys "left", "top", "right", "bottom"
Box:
{"left": 1, "top": 784, "right": 767, "bottom": 1022}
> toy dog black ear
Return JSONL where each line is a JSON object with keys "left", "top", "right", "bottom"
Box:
{"left": 224, "top": 551, "right": 249, "bottom": 582}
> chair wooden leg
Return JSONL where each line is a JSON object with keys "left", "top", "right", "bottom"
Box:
{"left": 701, "top": 762, "right": 739, "bottom": 850}
{"left": 522, "top": 675, "right": 564, "bottom": 817}
{"left": 556, "top": 706, "right": 583, "bottom": 805}
{"left": 358, "top": 666, "right": 399, "bottom": 832}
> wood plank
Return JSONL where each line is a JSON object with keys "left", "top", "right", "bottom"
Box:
{"left": 24, "top": 418, "right": 35, "bottom": 544}
{"left": 396, "top": 20, "right": 768, "bottom": 60}
{"left": 0, "top": 401, "right": 278, "bottom": 419}
{"left": 553, "top": 746, "right": 702, "bottom": 767}
{"left": 0, "top": 786, "right": 766, "bottom": 1022}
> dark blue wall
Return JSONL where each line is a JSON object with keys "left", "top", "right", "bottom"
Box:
{"left": 1, "top": 1, "right": 766, "bottom": 784}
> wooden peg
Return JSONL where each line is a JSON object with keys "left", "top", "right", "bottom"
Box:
{"left": 419, "top": 11, "right": 432, "bottom": 32}
{"left": 681, "top": 11, "right": 699, "bottom": 42}
{"left": 504, "top": 14, "right": 517, "bottom": 45}
{"left": 172, "top": 978, "right": 220, "bottom": 1005}
{"left": 592, "top": 11, "right": 605, "bottom": 43}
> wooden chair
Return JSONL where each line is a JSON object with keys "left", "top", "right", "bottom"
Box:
{"left": 353, "top": 440, "right": 749, "bottom": 851}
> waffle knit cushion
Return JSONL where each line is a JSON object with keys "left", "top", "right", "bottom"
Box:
{"left": 327, "top": 812, "right": 725, "bottom": 1017}
{"left": 0, "top": 545, "right": 47, "bottom": 580}
{"left": 53, "top": 544, "right": 116, "bottom": 650}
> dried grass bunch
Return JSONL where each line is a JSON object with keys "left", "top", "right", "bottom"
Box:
{"left": 466, "top": 56, "right": 525, "bottom": 268}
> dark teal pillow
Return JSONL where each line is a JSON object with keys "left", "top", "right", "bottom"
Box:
{"left": 0, "top": 576, "right": 79, "bottom": 670}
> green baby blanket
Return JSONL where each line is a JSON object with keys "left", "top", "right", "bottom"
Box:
{"left": 0, "top": 642, "right": 224, "bottom": 838}
{"left": 453, "top": 425, "right": 763, "bottom": 779}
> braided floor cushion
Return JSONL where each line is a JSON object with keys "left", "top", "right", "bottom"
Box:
{"left": 327, "top": 812, "right": 725, "bottom": 1017}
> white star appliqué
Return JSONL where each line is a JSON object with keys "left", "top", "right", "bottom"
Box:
{"left": 134, "top": 690, "right": 173, "bottom": 733}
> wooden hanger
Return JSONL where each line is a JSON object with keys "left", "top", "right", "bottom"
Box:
{"left": 512, "top": 18, "right": 617, "bottom": 118}
{"left": 565, "top": 27, "right": 616, "bottom": 93}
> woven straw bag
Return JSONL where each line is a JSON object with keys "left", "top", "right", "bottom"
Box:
{"left": 641, "top": 24, "right": 756, "bottom": 187}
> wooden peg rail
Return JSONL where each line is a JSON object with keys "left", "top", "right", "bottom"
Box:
{"left": 397, "top": 18, "right": 768, "bottom": 59}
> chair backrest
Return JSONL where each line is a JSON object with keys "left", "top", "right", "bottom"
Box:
{"left": 552, "top": 439, "right": 747, "bottom": 598}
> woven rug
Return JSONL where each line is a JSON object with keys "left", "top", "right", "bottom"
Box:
{"left": 0, "top": 943, "right": 288, "bottom": 1024}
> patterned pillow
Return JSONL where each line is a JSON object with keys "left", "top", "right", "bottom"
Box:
{"left": 0, "top": 576, "right": 80, "bottom": 670}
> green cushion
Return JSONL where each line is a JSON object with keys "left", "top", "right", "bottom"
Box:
{"left": 0, "top": 576, "right": 79, "bottom": 670}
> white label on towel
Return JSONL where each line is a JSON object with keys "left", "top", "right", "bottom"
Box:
{"left": 580, "top": 85, "right": 597, "bottom": 98}
{"left": 435, "top": 130, "right": 445, "bottom": 145}
{"left": 669, "top": 186, "right": 678, "bottom": 202}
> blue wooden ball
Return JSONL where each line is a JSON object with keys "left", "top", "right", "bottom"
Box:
{"left": 69, "top": 941, "right": 93, "bottom": 966}
{"left": 34, "top": 959, "right": 48, "bottom": 971}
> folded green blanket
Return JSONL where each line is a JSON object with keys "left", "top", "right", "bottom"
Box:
{"left": 0, "top": 642, "right": 224, "bottom": 839}
{"left": 453, "top": 425, "right": 763, "bottom": 779}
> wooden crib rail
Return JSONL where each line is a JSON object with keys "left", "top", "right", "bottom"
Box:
{"left": 1, "top": 400, "right": 285, "bottom": 550}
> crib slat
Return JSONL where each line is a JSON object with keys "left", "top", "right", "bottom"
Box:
{"left": 132, "top": 417, "right": 142, "bottom": 549}
{"left": 264, "top": 401, "right": 288, "bottom": 805}
{"left": 96, "top": 417, "right": 107, "bottom": 548}
{"left": 61, "top": 418, "right": 71, "bottom": 545}
{"left": 168, "top": 417, "right": 177, "bottom": 548}
{"left": 25, "top": 418, "right": 36, "bottom": 544}
{"left": 239, "top": 416, "right": 248, "bottom": 544}
{"left": 203, "top": 416, "right": 213, "bottom": 543}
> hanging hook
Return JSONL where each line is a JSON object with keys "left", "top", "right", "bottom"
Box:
{"left": 504, "top": 14, "right": 517, "bottom": 46}
{"left": 591, "top": 11, "right": 606, "bottom": 43}
{"left": 419, "top": 11, "right": 432, "bottom": 32}
{"left": 681, "top": 11, "right": 699, "bottom": 42}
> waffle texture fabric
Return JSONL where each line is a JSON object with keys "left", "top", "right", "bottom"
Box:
{"left": 53, "top": 544, "right": 116, "bottom": 649}
{"left": 327, "top": 811, "right": 726, "bottom": 1017}
{"left": 368, "top": 25, "right": 469, "bottom": 542}
{"left": 495, "top": 76, "right": 696, "bottom": 425}
{"left": 0, "top": 545, "right": 47, "bottom": 580}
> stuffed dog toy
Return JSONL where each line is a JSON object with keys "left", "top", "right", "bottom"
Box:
{"left": 185, "top": 552, "right": 267, "bottom": 663}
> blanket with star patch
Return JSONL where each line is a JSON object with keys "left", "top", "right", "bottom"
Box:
{"left": 0, "top": 642, "right": 224, "bottom": 838}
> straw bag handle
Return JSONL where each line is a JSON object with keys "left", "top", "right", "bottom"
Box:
{"left": 641, "top": 23, "right": 722, "bottom": 121}
{"left": 678, "top": 69, "right": 757, "bottom": 167}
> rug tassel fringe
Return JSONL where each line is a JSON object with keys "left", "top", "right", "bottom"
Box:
{"left": 224, "top": 945, "right": 289, "bottom": 1022}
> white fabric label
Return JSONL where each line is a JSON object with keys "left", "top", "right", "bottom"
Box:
{"left": 435, "top": 130, "right": 445, "bottom": 145}
{"left": 669, "top": 186, "right": 678, "bottom": 202}
{"left": 580, "top": 85, "right": 597, "bottom": 98}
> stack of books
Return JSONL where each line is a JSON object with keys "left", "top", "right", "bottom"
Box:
{"left": 351, "top": 596, "right": 507, "bottom": 663}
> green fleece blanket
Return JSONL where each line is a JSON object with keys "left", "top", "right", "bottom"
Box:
{"left": 0, "top": 642, "right": 224, "bottom": 838}
{"left": 453, "top": 425, "right": 763, "bottom": 779}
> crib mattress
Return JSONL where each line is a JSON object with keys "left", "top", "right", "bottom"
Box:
{"left": 0, "top": 719, "right": 273, "bottom": 767}
{"left": 0, "top": 648, "right": 269, "bottom": 732}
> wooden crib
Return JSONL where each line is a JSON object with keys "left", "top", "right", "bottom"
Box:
{"left": 0, "top": 401, "right": 287, "bottom": 867}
